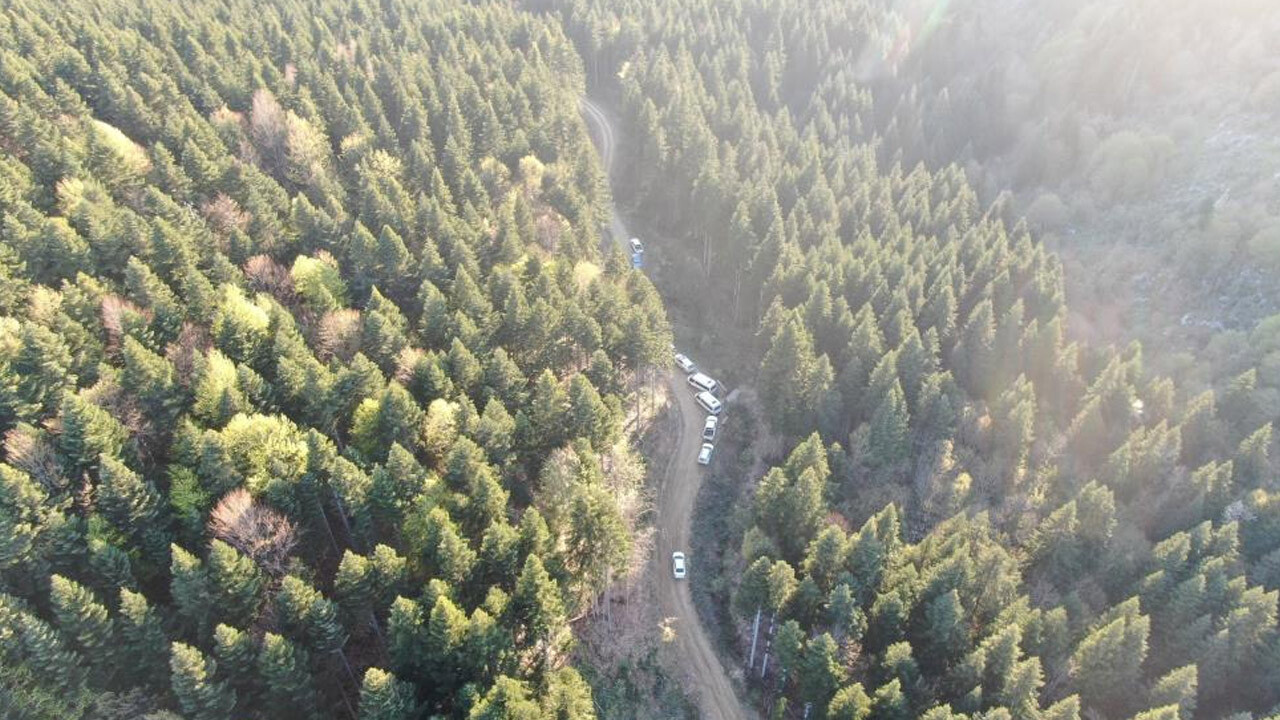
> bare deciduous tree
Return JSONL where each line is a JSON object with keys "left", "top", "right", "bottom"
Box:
{"left": 244, "top": 255, "right": 295, "bottom": 302}
{"left": 100, "top": 295, "right": 149, "bottom": 357}
{"left": 166, "top": 322, "right": 211, "bottom": 389}
{"left": 208, "top": 488, "right": 298, "bottom": 575}
{"left": 317, "top": 309, "right": 363, "bottom": 361}
{"left": 201, "top": 193, "right": 251, "bottom": 236}
{"left": 4, "top": 425, "right": 65, "bottom": 491}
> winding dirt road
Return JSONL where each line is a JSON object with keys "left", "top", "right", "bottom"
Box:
{"left": 581, "top": 97, "right": 752, "bottom": 720}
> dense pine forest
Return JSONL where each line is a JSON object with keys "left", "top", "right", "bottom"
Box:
{"left": 540, "top": 0, "right": 1280, "bottom": 718}
{"left": 3, "top": 0, "right": 1279, "bottom": 719}
{"left": 0, "top": 0, "right": 671, "bottom": 717}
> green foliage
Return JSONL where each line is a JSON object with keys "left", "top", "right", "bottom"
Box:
{"left": 116, "top": 588, "right": 169, "bottom": 689}
{"left": 206, "top": 540, "right": 264, "bottom": 625}
{"left": 257, "top": 632, "right": 317, "bottom": 719}
{"left": 48, "top": 575, "right": 114, "bottom": 679}
{"left": 1069, "top": 599, "right": 1149, "bottom": 715}
{"left": 170, "top": 641, "right": 236, "bottom": 720}
{"left": 359, "top": 668, "right": 416, "bottom": 720}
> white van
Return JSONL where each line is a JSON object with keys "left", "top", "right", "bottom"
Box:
{"left": 696, "top": 391, "right": 722, "bottom": 415}
{"left": 687, "top": 372, "right": 719, "bottom": 394}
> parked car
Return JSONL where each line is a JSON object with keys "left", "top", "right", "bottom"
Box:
{"left": 671, "top": 551, "right": 686, "bottom": 579}
{"left": 696, "top": 391, "right": 723, "bottom": 415}
{"left": 702, "top": 415, "right": 718, "bottom": 442}
{"left": 629, "top": 237, "right": 644, "bottom": 255}
{"left": 697, "top": 443, "right": 714, "bottom": 465}
{"left": 687, "top": 372, "right": 719, "bottom": 394}
{"left": 674, "top": 352, "right": 696, "bottom": 374}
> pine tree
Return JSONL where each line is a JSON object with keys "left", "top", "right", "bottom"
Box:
{"left": 414, "top": 507, "right": 476, "bottom": 587}
{"left": 170, "top": 543, "right": 212, "bottom": 637}
{"left": 14, "top": 323, "right": 75, "bottom": 422}
{"left": 799, "top": 632, "right": 847, "bottom": 713}
{"left": 258, "top": 632, "right": 318, "bottom": 718}
{"left": 96, "top": 454, "right": 168, "bottom": 566}
{"left": 425, "top": 594, "right": 469, "bottom": 695}
{"left": 116, "top": 588, "right": 168, "bottom": 688}
{"left": 1149, "top": 665, "right": 1197, "bottom": 720}
{"left": 565, "top": 484, "right": 630, "bottom": 606}
{"left": 867, "top": 382, "right": 910, "bottom": 469}
{"left": 170, "top": 641, "right": 237, "bottom": 720}
{"left": 58, "top": 392, "right": 125, "bottom": 479}
{"left": 386, "top": 596, "right": 427, "bottom": 684}
{"left": 276, "top": 575, "right": 344, "bottom": 654}
{"left": 509, "top": 554, "right": 570, "bottom": 671}
{"left": 48, "top": 574, "right": 114, "bottom": 679}
{"left": 1070, "top": 599, "right": 1149, "bottom": 715}
{"left": 829, "top": 683, "right": 873, "bottom": 720}
{"left": 336, "top": 550, "right": 375, "bottom": 625}
{"left": 760, "top": 316, "right": 825, "bottom": 436}
{"left": 921, "top": 589, "right": 968, "bottom": 671}
{"left": 870, "top": 678, "right": 910, "bottom": 720}
{"left": 5, "top": 594, "right": 87, "bottom": 692}
{"left": 120, "top": 336, "right": 183, "bottom": 430}
{"left": 468, "top": 676, "right": 541, "bottom": 719}
{"left": 359, "top": 667, "right": 415, "bottom": 720}
{"left": 213, "top": 623, "right": 258, "bottom": 704}
{"left": 207, "top": 539, "right": 264, "bottom": 625}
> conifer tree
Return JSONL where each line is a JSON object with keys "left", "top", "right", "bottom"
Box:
{"left": 277, "top": 574, "right": 344, "bottom": 655}
{"left": 867, "top": 382, "right": 910, "bottom": 469}
{"left": 258, "top": 632, "right": 318, "bottom": 718}
{"left": 509, "top": 554, "right": 570, "bottom": 671}
{"left": 170, "top": 543, "right": 212, "bottom": 637}
{"left": 170, "top": 641, "right": 237, "bottom": 720}
{"left": 212, "top": 623, "right": 258, "bottom": 704}
{"left": 830, "top": 683, "right": 873, "bottom": 720}
{"left": 48, "top": 574, "right": 114, "bottom": 679}
{"left": 116, "top": 587, "right": 169, "bottom": 688}
{"left": 359, "top": 667, "right": 416, "bottom": 720}
{"left": 207, "top": 539, "right": 264, "bottom": 625}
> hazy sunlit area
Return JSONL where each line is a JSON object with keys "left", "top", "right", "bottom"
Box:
{"left": 0, "top": 0, "right": 1278, "bottom": 718}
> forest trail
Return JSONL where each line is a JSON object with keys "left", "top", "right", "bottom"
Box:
{"left": 581, "top": 96, "right": 754, "bottom": 720}
{"left": 580, "top": 98, "right": 632, "bottom": 252}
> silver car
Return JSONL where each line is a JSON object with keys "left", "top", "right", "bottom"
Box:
{"left": 672, "top": 551, "right": 686, "bottom": 579}
{"left": 702, "top": 415, "right": 718, "bottom": 442}
{"left": 697, "top": 443, "right": 714, "bottom": 465}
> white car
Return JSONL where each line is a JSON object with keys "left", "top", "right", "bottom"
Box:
{"left": 702, "top": 415, "right": 718, "bottom": 442}
{"left": 672, "top": 551, "right": 686, "bottom": 579}
{"left": 697, "top": 443, "right": 714, "bottom": 465}
{"left": 674, "top": 353, "right": 696, "bottom": 374}
{"left": 629, "top": 237, "right": 644, "bottom": 255}
{"left": 696, "top": 391, "right": 723, "bottom": 415}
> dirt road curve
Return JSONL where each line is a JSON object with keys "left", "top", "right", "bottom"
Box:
{"left": 581, "top": 96, "right": 753, "bottom": 720}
